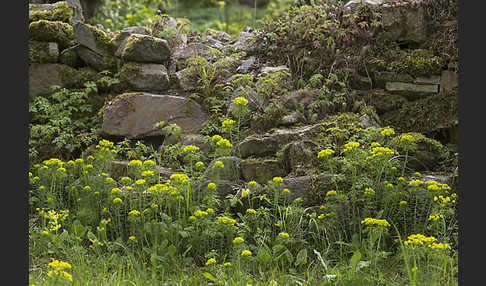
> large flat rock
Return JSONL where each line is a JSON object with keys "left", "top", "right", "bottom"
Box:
{"left": 102, "top": 92, "right": 209, "bottom": 138}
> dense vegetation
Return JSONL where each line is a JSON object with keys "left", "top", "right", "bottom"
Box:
{"left": 29, "top": 0, "right": 458, "bottom": 285}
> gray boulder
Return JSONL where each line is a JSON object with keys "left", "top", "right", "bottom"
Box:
{"left": 102, "top": 92, "right": 209, "bottom": 138}
{"left": 241, "top": 158, "right": 288, "bottom": 184}
{"left": 120, "top": 34, "right": 171, "bottom": 63}
{"left": 231, "top": 31, "right": 258, "bottom": 53}
{"left": 119, "top": 62, "right": 170, "bottom": 92}
{"left": 73, "top": 22, "right": 112, "bottom": 56}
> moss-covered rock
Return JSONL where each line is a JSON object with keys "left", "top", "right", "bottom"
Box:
{"left": 29, "top": 40, "right": 59, "bottom": 63}
{"left": 392, "top": 132, "right": 449, "bottom": 171}
{"left": 73, "top": 22, "right": 113, "bottom": 56}
{"left": 241, "top": 158, "right": 288, "bottom": 184}
{"left": 29, "top": 20, "right": 74, "bottom": 50}
{"left": 58, "top": 48, "right": 83, "bottom": 67}
{"left": 120, "top": 34, "right": 171, "bottom": 63}
{"left": 29, "top": 1, "right": 72, "bottom": 23}
{"left": 362, "top": 89, "right": 408, "bottom": 115}
{"left": 381, "top": 91, "right": 457, "bottom": 134}
{"left": 119, "top": 62, "right": 170, "bottom": 92}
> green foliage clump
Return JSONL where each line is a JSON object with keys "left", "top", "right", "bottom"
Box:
{"left": 390, "top": 49, "right": 444, "bottom": 77}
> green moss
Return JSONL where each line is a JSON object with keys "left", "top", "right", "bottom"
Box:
{"left": 29, "top": 20, "right": 74, "bottom": 50}
{"left": 59, "top": 49, "right": 80, "bottom": 67}
{"left": 58, "top": 66, "right": 97, "bottom": 88}
{"left": 381, "top": 92, "right": 457, "bottom": 134}
{"left": 390, "top": 49, "right": 444, "bottom": 77}
{"left": 29, "top": 41, "right": 58, "bottom": 63}
{"left": 121, "top": 34, "right": 145, "bottom": 57}
{"left": 88, "top": 24, "right": 113, "bottom": 52}
{"left": 119, "top": 62, "right": 142, "bottom": 87}
{"left": 29, "top": 2, "right": 72, "bottom": 23}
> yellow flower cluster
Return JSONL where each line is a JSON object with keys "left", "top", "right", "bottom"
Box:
{"left": 128, "top": 160, "right": 142, "bottom": 167}
{"left": 208, "top": 182, "right": 216, "bottom": 190}
{"left": 183, "top": 145, "right": 200, "bottom": 153}
{"left": 425, "top": 180, "right": 451, "bottom": 192}
{"left": 169, "top": 174, "right": 190, "bottom": 185}
{"left": 233, "top": 96, "right": 248, "bottom": 106}
{"left": 241, "top": 250, "right": 252, "bottom": 256}
{"left": 233, "top": 237, "right": 245, "bottom": 244}
{"left": 194, "top": 209, "right": 209, "bottom": 217}
{"left": 211, "top": 135, "right": 222, "bottom": 143}
{"left": 246, "top": 208, "right": 257, "bottom": 214}
{"left": 343, "top": 141, "right": 360, "bottom": 152}
{"left": 47, "top": 260, "right": 73, "bottom": 282}
{"left": 364, "top": 187, "right": 375, "bottom": 196}
{"left": 326, "top": 190, "right": 337, "bottom": 196}
{"left": 318, "top": 212, "right": 336, "bottom": 219}
{"left": 195, "top": 161, "right": 204, "bottom": 168}
{"left": 42, "top": 158, "right": 64, "bottom": 167}
{"left": 120, "top": 177, "right": 132, "bottom": 184}
{"left": 360, "top": 218, "right": 390, "bottom": 227}
{"left": 141, "top": 170, "right": 154, "bottom": 177}
{"left": 428, "top": 242, "right": 452, "bottom": 250}
{"left": 403, "top": 234, "right": 437, "bottom": 246}
{"left": 380, "top": 128, "right": 395, "bottom": 137}
{"left": 370, "top": 142, "right": 381, "bottom": 148}
{"left": 213, "top": 161, "right": 225, "bottom": 169}
{"left": 272, "top": 177, "right": 283, "bottom": 183}
{"left": 135, "top": 179, "right": 146, "bottom": 185}
{"left": 205, "top": 258, "right": 216, "bottom": 266}
{"left": 278, "top": 232, "right": 289, "bottom": 238}
{"left": 399, "top": 200, "right": 408, "bottom": 206}
{"left": 216, "top": 216, "right": 236, "bottom": 225}
{"left": 96, "top": 139, "right": 116, "bottom": 153}
{"left": 41, "top": 209, "right": 69, "bottom": 232}
{"left": 143, "top": 160, "right": 156, "bottom": 167}
{"left": 317, "top": 148, "right": 335, "bottom": 159}
{"left": 366, "top": 146, "right": 394, "bottom": 160}
{"left": 282, "top": 188, "right": 290, "bottom": 194}
{"left": 241, "top": 188, "right": 248, "bottom": 198}
{"left": 128, "top": 210, "right": 141, "bottom": 216}
{"left": 222, "top": 119, "right": 235, "bottom": 128}
{"left": 113, "top": 197, "right": 122, "bottom": 204}
{"left": 216, "top": 138, "right": 232, "bottom": 148}
{"left": 408, "top": 180, "right": 424, "bottom": 187}
{"left": 428, "top": 213, "right": 442, "bottom": 221}
{"left": 400, "top": 134, "right": 416, "bottom": 143}
{"left": 434, "top": 195, "right": 454, "bottom": 204}
{"left": 224, "top": 262, "right": 232, "bottom": 267}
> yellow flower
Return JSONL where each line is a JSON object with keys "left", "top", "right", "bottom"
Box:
{"left": 246, "top": 208, "right": 257, "bottom": 214}
{"left": 216, "top": 138, "right": 233, "bottom": 148}
{"left": 222, "top": 119, "right": 235, "bottom": 128}
{"left": 370, "top": 142, "right": 381, "bottom": 148}
{"left": 189, "top": 216, "right": 196, "bottom": 221}
{"left": 272, "top": 177, "right": 283, "bottom": 183}
{"left": 399, "top": 200, "right": 407, "bottom": 206}
{"left": 113, "top": 197, "right": 122, "bottom": 204}
{"left": 211, "top": 135, "right": 222, "bottom": 143}
{"left": 183, "top": 145, "right": 200, "bottom": 153}
{"left": 111, "top": 188, "right": 122, "bottom": 194}
{"left": 120, "top": 177, "right": 132, "bottom": 184}
{"left": 194, "top": 210, "right": 208, "bottom": 217}
{"left": 48, "top": 260, "right": 72, "bottom": 270}
{"left": 143, "top": 160, "right": 156, "bottom": 167}
{"left": 208, "top": 182, "right": 216, "bottom": 191}
{"left": 241, "top": 188, "right": 248, "bottom": 198}
{"left": 216, "top": 216, "right": 236, "bottom": 225}
{"left": 41, "top": 230, "right": 49, "bottom": 236}
{"left": 282, "top": 188, "right": 290, "bottom": 194}
{"left": 278, "top": 232, "right": 289, "bottom": 238}
{"left": 224, "top": 262, "right": 232, "bottom": 267}
{"left": 195, "top": 161, "right": 204, "bottom": 168}
{"left": 241, "top": 250, "right": 252, "bottom": 256}
{"left": 428, "top": 214, "right": 442, "bottom": 221}
{"left": 317, "top": 148, "right": 335, "bottom": 159}
{"left": 360, "top": 218, "right": 390, "bottom": 227}
{"left": 206, "top": 208, "right": 215, "bottom": 215}
{"left": 400, "top": 134, "right": 415, "bottom": 143}
{"left": 213, "top": 161, "right": 224, "bottom": 169}
{"left": 364, "top": 187, "right": 375, "bottom": 196}
{"left": 403, "top": 234, "right": 437, "bottom": 246}
{"left": 343, "top": 141, "right": 360, "bottom": 152}
{"left": 248, "top": 181, "right": 257, "bottom": 188}
{"left": 128, "top": 160, "right": 142, "bottom": 167}
{"left": 75, "top": 158, "right": 84, "bottom": 164}
{"left": 409, "top": 180, "right": 424, "bottom": 187}
{"left": 233, "top": 237, "right": 245, "bottom": 244}
{"left": 428, "top": 242, "right": 451, "bottom": 250}
{"left": 105, "top": 177, "right": 115, "bottom": 184}
{"left": 380, "top": 128, "right": 395, "bottom": 137}
{"left": 128, "top": 236, "right": 136, "bottom": 241}
{"left": 205, "top": 258, "right": 216, "bottom": 266}
{"left": 141, "top": 170, "right": 154, "bottom": 177}
{"left": 128, "top": 210, "right": 141, "bottom": 216}
{"left": 326, "top": 190, "right": 337, "bottom": 196}
{"left": 135, "top": 179, "right": 146, "bottom": 185}
{"left": 233, "top": 96, "right": 248, "bottom": 106}
{"left": 169, "top": 174, "right": 190, "bottom": 185}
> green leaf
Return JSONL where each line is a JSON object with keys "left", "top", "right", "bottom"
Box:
{"left": 295, "top": 249, "right": 308, "bottom": 267}
{"left": 167, "top": 244, "right": 177, "bottom": 257}
{"left": 257, "top": 248, "right": 272, "bottom": 265}
{"left": 202, "top": 272, "right": 217, "bottom": 282}
{"left": 350, "top": 250, "right": 362, "bottom": 270}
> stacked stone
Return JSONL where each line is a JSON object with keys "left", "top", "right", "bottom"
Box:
{"left": 28, "top": 0, "right": 88, "bottom": 97}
